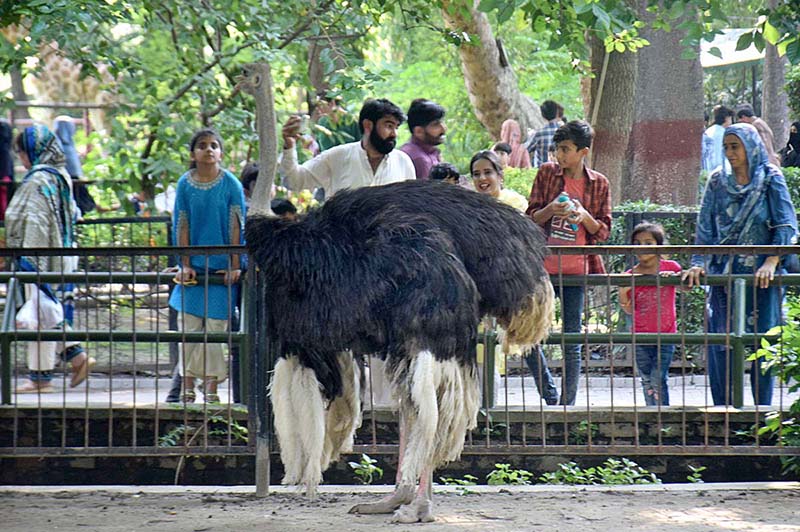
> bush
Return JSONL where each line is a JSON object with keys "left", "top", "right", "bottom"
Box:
{"left": 754, "top": 296, "right": 800, "bottom": 478}
{"left": 783, "top": 167, "right": 800, "bottom": 209}
{"left": 503, "top": 166, "right": 537, "bottom": 198}
{"left": 787, "top": 64, "right": 800, "bottom": 119}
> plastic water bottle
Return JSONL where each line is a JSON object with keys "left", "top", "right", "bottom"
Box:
{"left": 558, "top": 193, "right": 579, "bottom": 231}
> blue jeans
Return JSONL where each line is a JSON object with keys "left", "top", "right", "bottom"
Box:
{"left": 635, "top": 344, "right": 674, "bottom": 405}
{"left": 707, "top": 285, "right": 779, "bottom": 406}
{"left": 525, "top": 284, "right": 583, "bottom": 405}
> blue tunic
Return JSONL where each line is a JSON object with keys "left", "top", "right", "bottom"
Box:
{"left": 168, "top": 169, "right": 246, "bottom": 320}
{"left": 692, "top": 123, "right": 798, "bottom": 405}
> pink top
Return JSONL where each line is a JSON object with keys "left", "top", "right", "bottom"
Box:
{"left": 626, "top": 259, "right": 681, "bottom": 333}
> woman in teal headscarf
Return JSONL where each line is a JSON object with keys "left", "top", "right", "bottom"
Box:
{"left": 683, "top": 123, "right": 798, "bottom": 406}
{"left": 6, "top": 125, "right": 94, "bottom": 393}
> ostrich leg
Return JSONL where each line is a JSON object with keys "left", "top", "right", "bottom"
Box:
{"left": 390, "top": 466, "right": 435, "bottom": 523}
{"left": 348, "top": 410, "right": 414, "bottom": 514}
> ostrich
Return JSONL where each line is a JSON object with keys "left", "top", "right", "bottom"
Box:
{"left": 238, "top": 64, "right": 554, "bottom": 523}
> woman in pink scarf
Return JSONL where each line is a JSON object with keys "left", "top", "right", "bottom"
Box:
{"left": 500, "top": 119, "right": 531, "bottom": 169}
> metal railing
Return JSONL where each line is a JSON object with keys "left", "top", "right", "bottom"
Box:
{"left": 0, "top": 244, "right": 798, "bottom": 468}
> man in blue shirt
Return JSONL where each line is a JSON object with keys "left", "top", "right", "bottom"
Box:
{"left": 701, "top": 105, "right": 733, "bottom": 172}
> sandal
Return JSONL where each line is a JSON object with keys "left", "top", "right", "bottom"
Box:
{"left": 17, "top": 381, "right": 55, "bottom": 394}
{"left": 70, "top": 357, "right": 97, "bottom": 388}
{"left": 204, "top": 393, "right": 220, "bottom": 404}
{"left": 182, "top": 391, "right": 196, "bottom": 403}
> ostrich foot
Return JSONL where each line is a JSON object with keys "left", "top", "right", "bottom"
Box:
{"left": 348, "top": 484, "right": 415, "bottom": 514}
{"left": 390, "top": 496, "right": 434, "bottom": 523}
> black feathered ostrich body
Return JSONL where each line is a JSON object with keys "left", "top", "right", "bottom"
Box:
{"left": 238, "top": 63, "right": 553, "bottom": 523}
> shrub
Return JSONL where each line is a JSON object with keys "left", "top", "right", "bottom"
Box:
{"left": 787, "top": 64, "right": 800, "bottom": 119}
{"left": 503, "top": 167, "right": 537, "bottom": 198}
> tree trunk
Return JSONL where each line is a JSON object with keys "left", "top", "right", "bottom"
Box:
{"left": 624, "top": 6, "right": 703, "bottom": 206}
{"left": 586, "top": 36, "right": 637, "bottom": 205}
{"left": 762, "top": 0, "right": 789, "bottom": 148}
{"left": 10, "top": 66, "right": 31, "bottom": 121}
{"left": 441, "top": 0, "right": 543, "bottom": 137}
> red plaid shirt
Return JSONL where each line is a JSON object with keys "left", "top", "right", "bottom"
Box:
{"left": 526, "top": 162, "right": 612, "bottom": 274}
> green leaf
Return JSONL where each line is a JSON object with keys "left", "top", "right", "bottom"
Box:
{"left": 787, "top": 38, "right": 800, "bottom": 64}
{"left": 668, "top": 1, "right": 684, "bottom": 20}
{"left": 763, "top": 21, "right": 780, "bottom": 45}
{"left": 736, "top": 32, "right": 753, "bottom": 51}
{"left": 708, "top": 46, "right": 722, "bottom": 59}
{"left": 477, "top": 0, "right": 500, "bottom": 13}
{"left": 591, "top": 4, "right": 611, "bottom": 31}
{"left": 753, "top": 31, "right": 765, "bottom": 53}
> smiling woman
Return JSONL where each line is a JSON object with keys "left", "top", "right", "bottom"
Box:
{"left": 470, "top": 150, "right": 528, "bottom": 212}
{"left": 683, "top": 122, "right": 799, "bottom": 406}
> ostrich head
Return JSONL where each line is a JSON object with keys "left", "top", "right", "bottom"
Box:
{"left": 235, "top": 63, "right": 268, "bottom": 95}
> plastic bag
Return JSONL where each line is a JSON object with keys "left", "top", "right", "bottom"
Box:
{"left": 16, "top": 286, "right": 64, "bottom": 330}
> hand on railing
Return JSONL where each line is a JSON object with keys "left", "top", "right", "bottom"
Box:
{"left": 173, "top": 266, "right": 197, "bottom": 286}
{"left": 217, "top": 268, "right": 241, "bottom": 285}
{"left": 681, "top": 266, "right": 705, "bottom": 288}
{"left": 755, "top": 257, "right": 779, "bottom": 289}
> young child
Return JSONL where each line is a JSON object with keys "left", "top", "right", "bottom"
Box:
{"left": 619, "top": 222, "right": 681, "bottom": 406}
{"left": 491, "top": 142, "right": 512, "bottom": 169}
{"left": 525, "top": 120, "right": 611, "bottom": 406}
{"left": 169, "top": 128, "right": 246, "bottom": 403}
{"left": 428, "top": 162, "right": 460, "bottom": 184}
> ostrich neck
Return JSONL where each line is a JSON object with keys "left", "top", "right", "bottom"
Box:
{"left": 250, "top": 66, "right": 278, "bottom": 215}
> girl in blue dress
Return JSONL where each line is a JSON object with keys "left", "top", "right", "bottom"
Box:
{"left": 169, "top": 128, "right": 246, "bottom": 403}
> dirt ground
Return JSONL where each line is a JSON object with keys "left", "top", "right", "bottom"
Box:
{"left": 2, "top": 483, "right": 799, "bottom": 532}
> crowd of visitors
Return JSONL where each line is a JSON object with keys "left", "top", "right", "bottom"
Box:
{"left": 5, "top": 93, "right": 798, "bottom": 409}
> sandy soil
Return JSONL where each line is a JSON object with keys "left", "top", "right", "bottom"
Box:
{"left": 2, "top": 484, "right": 799, "bottom": 532}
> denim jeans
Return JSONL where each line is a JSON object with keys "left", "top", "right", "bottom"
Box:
{"left": 707, "top": 285, "right": 779, "bottom": 405}
{"left": 525, "top": 284, "right": 584, "bottom": 405}
{"left": 635, "top": 344, "right": 674, "bottom": 405}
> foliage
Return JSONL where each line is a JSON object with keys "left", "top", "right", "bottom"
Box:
{"left": 570, "top": 420, "right": 600, "bottom": 445}
{"left": 483, "top": 1, "right": 800, "bottom": 64}
{"left": 371, "top": 13, "right": 583, "bottom": 171}
{"left": 158, "top": 413, "right": 248, "bottom": 447}
{"left": 439, "top": 474, "right": 479, "bottom": 495}
{"left": 502, "top": 167, "right": 536, "bottom": 198}
{"left": 754, "top": 297, "right": 800, "bottom": 477}
{"left": 486, "top": 463, "right": 533, "bottom": 485}
{"left": 2, "top": 0, "right": 394, "bottom": 197}
{"left": 273, "top": 186, "right": 320, "bottom": 214}
{"left": 788, "top": 64, "right": 800, "bottom": 119}
{"left": 348, "top": 453, "right": 384, "bottom": 485}
{"left": 783, "top": 168, "right": 800, "bottom": 210}
{"left": 687, "top": 464, "right": 707, "bottom": 483}
{"left": 539, "top": 458, "right": 661, "bottom": 485}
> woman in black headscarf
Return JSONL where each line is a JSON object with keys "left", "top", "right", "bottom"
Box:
{"left": 781, "top": 121, "right": 800, "bottom": 168}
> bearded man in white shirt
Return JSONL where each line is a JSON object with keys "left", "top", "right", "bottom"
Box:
{"left": 281, "top": 98, "right": 415, "bottom": 195}
{"left": 280, "top": 98, "right": 415, "bottom": 408}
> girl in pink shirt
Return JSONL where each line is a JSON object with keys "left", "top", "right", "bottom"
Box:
{"left": 619, "top": 222, "right": 681, "bottom": 406}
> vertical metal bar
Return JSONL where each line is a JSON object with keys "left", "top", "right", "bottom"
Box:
{"left": 483, "top": 326, "right": 495, "bottom": 409}
{"left": 253, "top": 268, "right": 271, "bottom": 497}
{"left": 732, "top": 278, "right": 746, "bottom": 408}
{"left": 0, "top": 277, "right": 17, "bottom": 405}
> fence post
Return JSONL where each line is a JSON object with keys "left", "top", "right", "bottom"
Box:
{"left": 251, "top": 267, "right": 271, "bottom": 497}
{"left": 732, "top": 278, "right": 746, "bottom": 408}
{"left": 0, "top": 278, "right": 18, "bottom": 405}
{"left": 482, "top": 326, "right": 496, "bottom": 409}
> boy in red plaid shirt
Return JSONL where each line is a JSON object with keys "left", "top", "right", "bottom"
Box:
{"left": 524, "top": 120, "right": 611, "bottom": 405}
